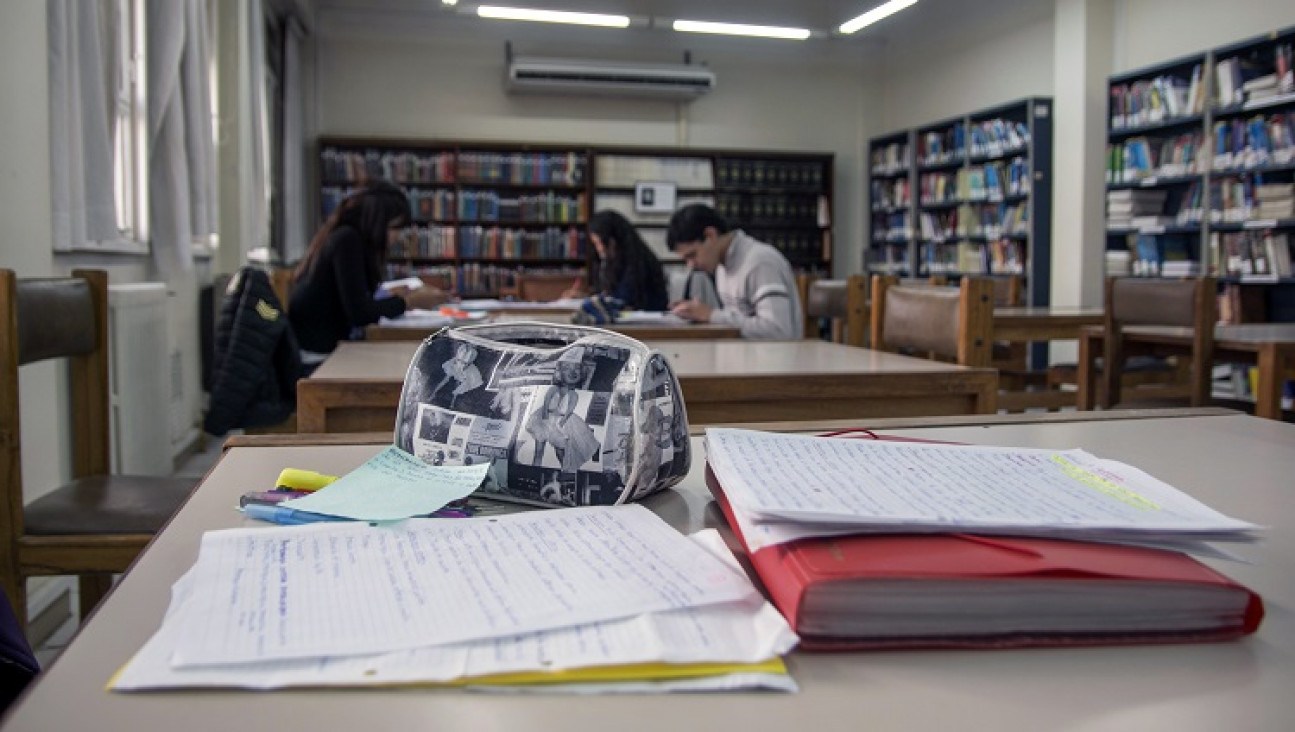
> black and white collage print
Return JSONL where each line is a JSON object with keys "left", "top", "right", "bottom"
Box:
{"left": 395, "top": 332, "right": 688, "bottom": 507}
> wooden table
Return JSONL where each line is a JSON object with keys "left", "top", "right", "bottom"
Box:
{"left": 296, "top": 339, "right": 999, "bottom": 433}
{"left": 366, "top": 315, "right": 741, "bottom": 342}
{"left": 9, "top": 410, "right": 1295, "bottom": 731}
{"left": 990, "top": 306, "right": 1103, "bottom": 411}
{"left": 1077, "top": 323, "right": 1295, "bottom": 419}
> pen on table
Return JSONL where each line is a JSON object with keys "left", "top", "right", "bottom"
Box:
{"left": 242, "top": 503, "right": 352, "bottom": 526}
{"left": 275, "top": 468, "right": 338, "bottom": 492}
{"left": 239, "top": 490, "right": 311, "bottom": 508}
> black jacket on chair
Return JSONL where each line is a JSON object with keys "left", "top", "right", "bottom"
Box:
{"left": 204, "top": 267, "right": 301, "bottom": 435}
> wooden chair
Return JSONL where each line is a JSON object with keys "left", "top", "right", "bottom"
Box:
{"left": 870, "top": 275, "right": 994, "bottom": 368}
{"left": 805, "top": 275, "right": 868, "bottom": 346}
{"left": 508, "top": 272, "right": 580, "bottom": 302}
{"left": 1086, "top": 276, "right": 1216, "bottom": 409}
{"left": 0, "top": 270, "right": 195, "bottom": 630}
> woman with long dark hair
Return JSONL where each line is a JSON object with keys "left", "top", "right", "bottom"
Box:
{"left": 289, "top": 180, "right": 447, "bottom": 362}
{"left": 574, "top": 210, "right": 669, "bottom": 311}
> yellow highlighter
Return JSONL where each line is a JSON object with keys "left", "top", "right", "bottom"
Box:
{"left": 276, "top": 468, "right": 339, "bottom": 492}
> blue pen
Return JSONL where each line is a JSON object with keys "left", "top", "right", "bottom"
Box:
{"left": 242, "top": 503, "right": 352, "bottom": 526}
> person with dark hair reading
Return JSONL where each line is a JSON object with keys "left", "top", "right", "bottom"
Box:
{"left": 666, "top": 203, "right": 803, "bottom": 339}
{"left": 563, "top": 209, "right": 669, "bottom": 311}
{"left": 289, "top": 181, "right": 449, "bottom": 365}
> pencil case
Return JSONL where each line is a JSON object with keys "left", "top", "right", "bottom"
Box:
{"left": 393, "top": 321, "right": 691, "bottom": 507}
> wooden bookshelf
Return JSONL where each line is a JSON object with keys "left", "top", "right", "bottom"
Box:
{"left": 1104, "top": 25, "right": 1295, "bottom": 320}
{"left": 317, "top": 139, "right": 835, "bottom": 296}
{"left": 591, "top": 146, "right": 834, "bottom": 275}
{"left": 867, "top": 97, "right": 1054, "bottom": 308}
{"left": 317, "top": 137, "right": 592, "bottom": 297}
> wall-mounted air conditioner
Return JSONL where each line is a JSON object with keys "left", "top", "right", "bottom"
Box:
{"left": 505, "top": 55, "right": 716, "bottom": 100}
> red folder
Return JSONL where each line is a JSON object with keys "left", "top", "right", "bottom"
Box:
{"left": 707, "top": 465, "right": 1264, "bottom": 651}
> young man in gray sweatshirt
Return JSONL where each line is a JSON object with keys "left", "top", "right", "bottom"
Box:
{"left": 667, "top": 203, "right": 803, "bottom": 339}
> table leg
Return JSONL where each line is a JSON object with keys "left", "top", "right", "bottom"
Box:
{"left": 1077, "top": 331, "right": 1097, "bottom": 411}
{"left": 1254, "top": 345, "right": 1284, "bottom": 420}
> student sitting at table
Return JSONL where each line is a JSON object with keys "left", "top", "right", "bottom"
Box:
{"left": 562, "top": 209, "right": 669, "bottom": 311}
{"left": 289, "top": 180, "right": 449, "bottom": 367}
{"left": 666, "top": 203, "right": 803, "bottom": 339}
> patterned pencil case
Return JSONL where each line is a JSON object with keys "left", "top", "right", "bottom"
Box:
{"left": 393, "top": 321, "right": 691, "bottom": 507}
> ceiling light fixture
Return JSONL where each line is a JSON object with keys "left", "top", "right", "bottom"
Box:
{"left": 838, "top": 0, "right": 918, "bottom": 35}
{"left": 476, "top": 5, "right": 630, "bottom": 28}
{"left": 672, "top": 19, "right": 811, "bottom": 41}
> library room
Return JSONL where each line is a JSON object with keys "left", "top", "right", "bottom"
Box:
{"left": 3, "top": 0, "right": 1295, "bottom": 729}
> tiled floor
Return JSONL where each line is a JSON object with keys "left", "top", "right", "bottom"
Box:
{"left": 31, "top": 434, "right": 228, "bottom": 667}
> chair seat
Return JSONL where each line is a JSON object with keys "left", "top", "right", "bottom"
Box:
{"left": 23, "top": 475, "right": 194, "bottom": 535}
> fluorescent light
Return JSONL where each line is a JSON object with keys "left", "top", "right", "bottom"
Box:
{"left": 838, "top": 0, "right": 918, "bottom": 35}
{"left": 477, "top": 5, "right": 630, "bottom": 27}
{"left": 672, "top": 19, "right": 811, "bottom": 40}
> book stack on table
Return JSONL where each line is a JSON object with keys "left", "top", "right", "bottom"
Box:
{"left": 704, "top": 428, "right": 1265, "bottom": 651}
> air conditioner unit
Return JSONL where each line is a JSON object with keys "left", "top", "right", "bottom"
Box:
{"left": 505, "top": 55, "right": 716, "bottom": 100}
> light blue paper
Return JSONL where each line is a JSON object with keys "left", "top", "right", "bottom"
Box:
{"left": 280, "top": 446, "right": 489, "bottom": 521}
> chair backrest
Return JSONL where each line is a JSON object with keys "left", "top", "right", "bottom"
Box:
{"left": 513, "top": 273, "right": 577, "bottom": 302}
{"left": 993, "top": 275, "right": 1024, "bottom": 306}
{"left": 0, "top": 269, "right": 111, "bottom": 543}
{"left": 806, "top": 275, "right": 868, "bottom": 346}
{"left": 870, "top": 275, "right": 994, "bottom": 367}
{"left": 1101, "top": 276, "right": 1216, "bottom": 407}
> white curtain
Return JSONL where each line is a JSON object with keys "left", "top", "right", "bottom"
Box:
{"left": 282, "top": 17, "right": 307, "bottom": 265}
{"left": 246, "top": 0, "right": 270, "bottom": 256}
{"left": 147, "top": 0, "right": 216, "bottom": 275}
{"left": 47, "top": 0, "right": 118, "bottom": 252}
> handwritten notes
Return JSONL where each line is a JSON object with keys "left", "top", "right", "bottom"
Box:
{"left": 705, "top": 428, "right": 1259, "bottom": 538}
{"left": 111, "top": 530, "right": 795, "bottom": 691}
{"left": 167, "top": 505, "right": 755, "bottom": 667}
{"left": 280, "top": 445, "right": 487, "bottom": 521}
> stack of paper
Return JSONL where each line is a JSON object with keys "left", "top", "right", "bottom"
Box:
{"left": 112, "top": 507, "right": 798, "bottom": 692}
{"left": 704, "top": 428, "right": 1264, "bottom": 649}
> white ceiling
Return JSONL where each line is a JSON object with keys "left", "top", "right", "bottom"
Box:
{"left": 312, "top": 0, "right": 1053, "bottom": 62}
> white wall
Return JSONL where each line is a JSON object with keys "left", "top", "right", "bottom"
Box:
{"left": 1115, "top": 0, "right": 1295, "bottom": 74}
{"left": 879, "top": 14, "right": 1057, "bottom": 132}
{"left": 314, "top": 15, "right": 875, "bottom": 275}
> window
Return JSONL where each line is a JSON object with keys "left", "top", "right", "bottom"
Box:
{"left": 111, "top": 0, "right": 149, "bottom": 248}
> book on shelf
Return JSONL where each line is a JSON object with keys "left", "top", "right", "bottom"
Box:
{"left": 1107, "top": 248, "right": 1133, "bottom": 276}
{"left": 703, "top": 429, "right": 1264, "bottom": 651}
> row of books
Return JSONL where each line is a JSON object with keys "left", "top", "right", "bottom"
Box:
{"left": 1107, "top": 189, "right": 1168, "bottom": 229}
{"left": 389, "top": 225, "right": 587, "bottom": 261}
{"left": 386, "top": 263, "right": 586, "bottom": 297}
{"left": 967, "top": 117, "right": 1032, "bottom": 159}
{"left": 455, "top": 190, "right": 586, "bottom": 224}
{"left": 917, "top": 202, "right": 1029, "bottom": 242}
{"left": 716, "top": 159, "right": 826, "bottom": 190}
{"left": 870, "top": 141, "right": 910, "bottom": 174}
{"left": 866, "top": 243, "right": 911, "bottom": 274}
{"left": 747, "top": 229, "right": 829, "bottom": 265}
{"left": 919, "top": 159, "right": 1030, "bottom": 204}
{"left": 918, "top": 125, "right": 964, "bottom": 166}
{"left": 1128, "top": 233, "right": 1200, "bottom": 277}
{"left": 1210, "top": 230, "right": 1293, "bottom": 279}
{"left": 1215, "top": 46, "right": 1294, "bottom": 108}
{"left": 1106, "top": 133, "right": 1204, "bottom": 184}
{"left": 920, "top": 239, "right": 1025, "bottom": 276}
{"left": 1110, "top": 67, "right": 1205, "bottom": 129}
{"left": 871, "top": 211, "right": 911, "bottom": 242}
{"left": 714, "top": 193, "right": 827, "bottom": 227}
{"left": 870, "top": 178, "right": 911, "bottom": 209}
{"left": 321, "top": 147, "right": 456, "bottom": 185}
{"left": 1212, "top": 113, "right": 1295, "bottom": 172}
{"left": 456, "top": 152, "right": 586, "bottom": 186}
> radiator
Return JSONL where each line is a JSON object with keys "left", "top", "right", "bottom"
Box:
{"left": 107, "top": 283, "right": 173, "bottom": 475}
